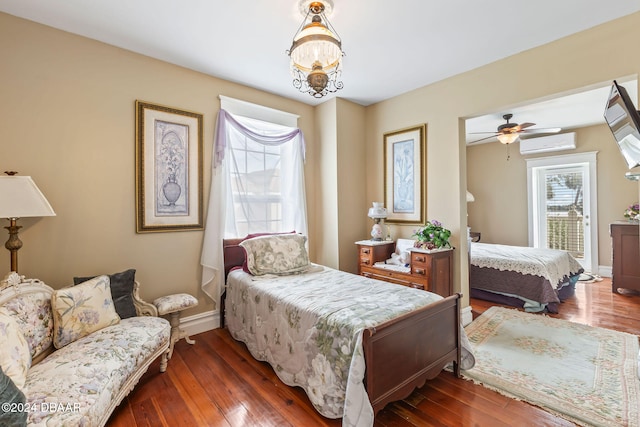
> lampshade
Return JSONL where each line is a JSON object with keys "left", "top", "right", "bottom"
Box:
{"left": 497, "top": 133, "right": 519, "bottom": 145}
{"left": 0, "top": 176, "right": 56, "bottom": 219}
{"left": 367, "top": 202, "right": 387, "bottom": 219}
{"left": 466, "top": 190, "right": 475, "bottom": 203}
{"left": 288, "top": 0, "right": 344, "bottom": 98}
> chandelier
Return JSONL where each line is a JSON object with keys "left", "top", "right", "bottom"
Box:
{"left": 287, "top": 0, "right": 344, "bottom": 98}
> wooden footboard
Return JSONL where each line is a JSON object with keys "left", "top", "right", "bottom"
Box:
{"left": 362, "top": 293, "right": 461, "bottom": 414}
{"left": 222, "top": 237, "right": 462, "bottom": 416}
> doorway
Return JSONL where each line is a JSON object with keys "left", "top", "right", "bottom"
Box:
{"left": 526, "top": 152, "right": 598, "bottom": 273}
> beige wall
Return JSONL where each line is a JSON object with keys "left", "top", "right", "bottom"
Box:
{"left": 0, "top": 13, "right": 316, "bottom": 317}
{"left": 313, "top": 98, "right": 368, "bottom": 273}
{"left": 468, "top": 124, "right": 639, "bottom": 268}
{"left": 336, "top": 99, "right": 367, "bottom": 274}
{"left": 365, "top": 12, "right": 640, "bottom": 305}
{"left": 313, "top": 99, "right": 339, "bottom": 267}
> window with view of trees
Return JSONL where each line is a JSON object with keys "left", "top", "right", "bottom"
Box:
{"left": 545, "top": 168, "right": 584, "bottom": 258}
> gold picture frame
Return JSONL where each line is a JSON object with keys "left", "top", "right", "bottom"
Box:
{"left": 135, "top": 100, "right": 203, "bottom": 233}
{"left": 383, "top": 124, "right": 426, "bottom": 225}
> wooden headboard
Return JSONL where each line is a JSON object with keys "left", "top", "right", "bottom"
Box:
{"left": 222, "top": 237, "right": 247, "bottom": 279}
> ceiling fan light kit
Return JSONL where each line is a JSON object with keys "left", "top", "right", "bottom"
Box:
{"left": 288, "top": 0, "right": 344, "bottom": 98}
{"left": 497, "top": 133, "right": 520, "bottom": 145}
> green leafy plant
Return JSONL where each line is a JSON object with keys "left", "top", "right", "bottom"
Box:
{"left": 412, "top": 220, "right": 451, "bottom": 249}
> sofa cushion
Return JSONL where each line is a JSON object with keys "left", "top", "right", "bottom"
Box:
{"left": 24, "top": 316, "right": 169, "bottom": 426}
{"left": 74, "top": 269, "right": 138, "bottom": 319}
{"left": 0, "top": 309, "right": 31, "bottom": 390}
{"left": 52, "top": 275, "right": 120, "bottom": 349}
{"left": 1, "top": 290, "right": 53, "bottom": 361}
{"left": 0, "top": 365, "right": 27, "bottom": 427}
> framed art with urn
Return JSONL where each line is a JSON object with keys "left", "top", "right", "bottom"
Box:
{"left": 383, "top": 124, "right": 426, "bottom": 225}
{"left": 135, "top": 100, "right": 203, "bottom": 233}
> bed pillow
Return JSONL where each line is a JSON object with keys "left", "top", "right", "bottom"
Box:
{"left": 73, "top": 269, "right": 137, "bottom": 319}
{"left": 0, "top": 309, "right": 31, "bottom": 390}
{"left": 241, "top": 231, "right": 296, "bottom": 273}
{"left": 240, "top": 233, "right": 310, "bottom": 276}
{"left": 52, "top": 275, "right": 120, "bottom": 349}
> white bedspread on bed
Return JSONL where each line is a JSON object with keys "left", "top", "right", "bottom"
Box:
{"left": 225, "top": 265, "right": 473, "bottom": 427}
{"left": 470, "top": 242, "right": 583, "bottom": 289}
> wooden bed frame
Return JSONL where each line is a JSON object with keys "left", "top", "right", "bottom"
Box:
{"left": 222, "top": 237, "right": 462, "bottom": 415}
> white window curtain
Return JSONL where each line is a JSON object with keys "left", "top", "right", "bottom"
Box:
{"left": 200, "top": 109, "right": 308, "bottom": 304}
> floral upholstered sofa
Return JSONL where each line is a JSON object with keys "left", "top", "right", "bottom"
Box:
{"left": 0, "top": 272, "right": 170, "bottom": 426}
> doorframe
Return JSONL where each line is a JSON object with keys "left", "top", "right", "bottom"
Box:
{"left": 526, "top": 151, "right": 599, "bottom": 273}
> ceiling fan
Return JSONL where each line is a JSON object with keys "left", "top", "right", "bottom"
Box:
{"left": 468, "top": 113, "right": 562, "bottom": 145}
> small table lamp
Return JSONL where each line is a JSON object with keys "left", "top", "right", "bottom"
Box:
{"left": 0, "top": 173, "right": 56, "bottom": 273}
{"left": 367, "top": 202, "right": 387, "bottom": 241}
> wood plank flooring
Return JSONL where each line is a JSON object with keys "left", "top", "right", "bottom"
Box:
{"left": 108, "top": 278, "right": 639, "bottom": 426}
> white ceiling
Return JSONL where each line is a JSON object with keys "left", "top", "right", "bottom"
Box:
{"left": 2, "top": 0, "right": 640, "bottom": 138}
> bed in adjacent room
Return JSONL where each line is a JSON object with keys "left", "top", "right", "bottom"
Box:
{"left": 469, "top": 242, "right": 584, "bottom": 313}
{"left": 222, "top": 234, "right": 474, "bottom": 427}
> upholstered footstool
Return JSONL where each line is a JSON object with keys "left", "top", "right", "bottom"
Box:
{"left": 153, "top": 293, "right": 198, "bottom": 359}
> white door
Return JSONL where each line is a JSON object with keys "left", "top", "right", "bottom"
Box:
{"left": 527, "top": 152, "right": 598, "bottom": 273}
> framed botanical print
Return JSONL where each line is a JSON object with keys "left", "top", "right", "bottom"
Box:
{"left": 383, "top": 124, "right": 426, "bottom": 225}
{"left": 135, "top": 100, "right": 203, "bottom": 233}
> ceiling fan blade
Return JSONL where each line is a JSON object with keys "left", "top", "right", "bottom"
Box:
{"left": 468, "top": 131, "right": 501, "bottom": 135}
{"left": 518, "top": 122, "right": 536, "bottom": 130}
{"left": 521, "top": 127, "right": 562, "bottom": 134}
{"left": 468, "top": 134, "right": 499, "bottom": 144}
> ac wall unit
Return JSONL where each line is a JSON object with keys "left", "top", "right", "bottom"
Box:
{"left": 519, "top": 132, "right": 576, "bottom": 155}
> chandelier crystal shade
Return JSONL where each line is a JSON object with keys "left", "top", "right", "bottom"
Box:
{"left": 288, "top": 1, "right": 344, "bottom": 98}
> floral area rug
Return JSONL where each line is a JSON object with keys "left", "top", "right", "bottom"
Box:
{"left": 463, "top": 306, "right": 640, "bottom": 426}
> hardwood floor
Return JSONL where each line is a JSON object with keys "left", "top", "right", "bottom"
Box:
{"left": 108, "top": 278, "right": 639, "bottom": 427}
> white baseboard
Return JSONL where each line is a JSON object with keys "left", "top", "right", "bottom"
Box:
{"left": 179, "top": 310, "right": 220, "bottom": 337}
{"left": 178, "top": 306, "right": 476, "bottom": 335}
{"left": 461, "top": 305, "right": 473, "bottom": 327}
{"left": 597, "top": 266, "right": 612, "bottom": 278}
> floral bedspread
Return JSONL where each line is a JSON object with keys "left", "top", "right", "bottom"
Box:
{"left": 225, "top": 265, "right": 452, "bottom": 427}
{"left": 470, "top": 242, "right": 583, "bottom": 288}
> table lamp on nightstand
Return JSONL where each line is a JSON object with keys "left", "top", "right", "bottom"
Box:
{"left": 367, "top": 202, "right": 387, "bottom": 241}
{"left": 0, "top": 172, "right": 56, "bottom": 273}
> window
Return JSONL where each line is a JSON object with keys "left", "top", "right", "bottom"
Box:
{"left": 539, "top": 166, "right": 585, "bottom": 257}
{"left": 225, "top": 115, "right": 305, "bottom": 236}
{"left": 200, "top": 99, "right": 307, "bottom": 303}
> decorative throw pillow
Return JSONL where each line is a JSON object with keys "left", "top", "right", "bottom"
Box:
{"left": 73, "top": 269, "right": 137, "bottom": 319}
{"left": 52, "top": 275, "right": 120, "bottom": 349}
{"left": 240, "top": 233, "right": 310, "bottom": 276}
{"left": 0, "top": 366, "right": 27, "bottom": 426}
{"left": 241, "top": 231, "right": 296, "bottom": 273}
{"left": 0, "top": 309, "right": 31, "bottom": 390}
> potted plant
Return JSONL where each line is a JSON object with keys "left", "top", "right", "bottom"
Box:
{"left": 412, "top": 220, "right": 452, "bottom": 250}
{"left": 624, "top": 203, "right": 640, "bottom": 222}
